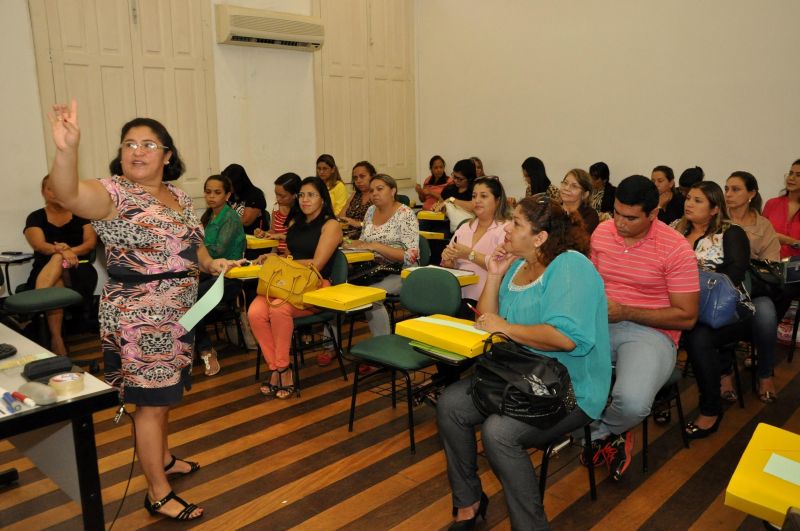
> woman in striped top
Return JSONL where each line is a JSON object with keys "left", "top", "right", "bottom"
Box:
{"left": 255, "top": 172, "right": 301, "bottom": 255}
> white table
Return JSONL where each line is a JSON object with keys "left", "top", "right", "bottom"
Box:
{"left": 0, "top": 324, "right": 117, "bottom": 530}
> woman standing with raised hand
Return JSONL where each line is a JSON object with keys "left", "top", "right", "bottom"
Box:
{"left": 47, "top": 100, "right": 241, "bottom": 521}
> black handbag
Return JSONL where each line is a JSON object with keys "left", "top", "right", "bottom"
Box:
{"left": 348, "top": 260, "right": 402, "bottom": 286}
{"left": 469, "top": 333, "right": 577, "bottom": 428}
{"left": 748, "top": 259, "right": 784, "bottom": 300}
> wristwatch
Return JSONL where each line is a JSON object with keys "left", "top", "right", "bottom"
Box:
{"left": 468, "top": 250, "right": 476, "bottom": 262}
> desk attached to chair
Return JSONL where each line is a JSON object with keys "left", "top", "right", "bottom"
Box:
{"left": 245, "top": 235, "right": 279, "bottom": 250}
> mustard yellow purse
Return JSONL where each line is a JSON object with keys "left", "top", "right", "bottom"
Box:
{"left": 256, "top": 254, "right": 322, "bottom": 309}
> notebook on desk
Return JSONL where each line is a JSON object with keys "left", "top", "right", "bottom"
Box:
{"left": 395, "top": 314, "right": 494, "bottom": 357}
{"left": 401, "top": 266, "right": 480, "bottom": 286}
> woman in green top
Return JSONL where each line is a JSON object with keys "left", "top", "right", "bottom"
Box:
{"left": 437, "top": 194, "right": 611, "bottom": 530}
{"left": 195, "top": 175, "right": 246, "bottom": 375}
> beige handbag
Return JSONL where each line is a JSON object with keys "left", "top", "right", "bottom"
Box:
{"left": 256, "top": 254, "right": 322, "bottom": 309}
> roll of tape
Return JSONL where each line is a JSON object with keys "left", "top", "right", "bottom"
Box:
{"left": 48, "top": 372, "right": 84, "bottom": 395}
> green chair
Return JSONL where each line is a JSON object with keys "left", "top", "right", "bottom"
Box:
{"left": 384, "top": 235, "right": 430, "bottom": 330}
{"left": 396, "top": 194, "right": 411, "bottom": 206}
{"left": 254, "top": 250, "right": 349, "bottom": 394}
{"left": 1, "top": 269, "right": 87, "bottom": 363}
{"left": 347, "top": 267, "right": 462, "bottom": 453}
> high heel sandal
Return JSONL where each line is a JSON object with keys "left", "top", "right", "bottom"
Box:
{"left": 275, "top": 366, "right": 296, "bottom": 400}
{"left": 449, "top": 492, "right": 489, "bottom": 530}
{"left": 260, "top": 371, "right": 278, "bottom": 396}
{"left": 164, "top": 454, "right": 200, "bottom": 476}
{"left": 144, "top": 490, "right": 203, "bottom": 521}
{"left": 685, "top": 412, "right": 723, "bottom": 440}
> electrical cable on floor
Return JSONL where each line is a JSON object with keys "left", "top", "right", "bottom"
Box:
{"left": 107, "top": 403, "right": 135, "bottom": 531}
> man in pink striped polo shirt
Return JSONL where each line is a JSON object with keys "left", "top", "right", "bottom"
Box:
{"left": 587, "top": 175, "right": 699, "bottom": 481}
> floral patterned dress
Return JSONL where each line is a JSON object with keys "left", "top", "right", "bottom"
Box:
{"left": 92, "top": 176, "right": 204, "bottom": 405}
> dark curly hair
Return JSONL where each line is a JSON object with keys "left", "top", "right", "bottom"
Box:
{"left": 109, "top": 117, "right": 185, "bottom": 181}
{"left": 517, "top": 194, "right": 589, "bottom": 266}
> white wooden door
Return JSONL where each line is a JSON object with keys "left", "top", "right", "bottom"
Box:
{"left": 30, "top": 0, "right": 217, "bottom": 196}
{"left": 316, "top": 0, "right": 415, "bottom": 186}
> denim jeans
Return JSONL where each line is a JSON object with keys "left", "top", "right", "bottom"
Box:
{"left": 591, "top": 321, "right": 676, "bottom": 441}
{"left": 437, "top": 378, "right": 591, "bottom": 531}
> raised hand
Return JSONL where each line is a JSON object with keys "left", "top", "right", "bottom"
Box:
{"left": 48, "top": 99, "right": 80, "bottom": 152}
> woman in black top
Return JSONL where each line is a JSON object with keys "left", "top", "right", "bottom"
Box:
{"left": 247, "top": 176, "right": 342, "bottom": 399}
{"left": 438, "top": 158, "right": 477, "bottom": 213}
{"left": 23, "top": 175, "right": 98, "bottom": 355}
{"left": 223, "top": 163, "right": 269, "bottom": 234}
{"left": 652, "top": 165, "right": 685, "bottom": 224}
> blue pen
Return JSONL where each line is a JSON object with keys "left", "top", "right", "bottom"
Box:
{"left": 2, "top": 392, "right": 20, "bottom": 412}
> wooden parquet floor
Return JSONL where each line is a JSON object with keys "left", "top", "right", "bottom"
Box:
{"left": 1, "top": 320, "right": 798, "bottom": 530}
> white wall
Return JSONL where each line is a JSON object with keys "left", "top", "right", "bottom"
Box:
{"left": 0, "top": 0, "right": 49, "bottom": 294}
{"left": 415, "top": 0, "right": 800, "bottom": 201}
{"left": 212, "top": 0, "right": 317, "bottom": 208}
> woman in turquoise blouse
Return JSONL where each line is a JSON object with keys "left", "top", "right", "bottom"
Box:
{"left": 195, "top": 175, "right": 246, "bottom": 375}
{"left": 437, "top": 194, "right": 611, "bottom": 530}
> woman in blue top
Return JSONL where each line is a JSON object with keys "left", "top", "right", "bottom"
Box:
{"left": 437, "top": 194, "right": 611, "bottom": 530}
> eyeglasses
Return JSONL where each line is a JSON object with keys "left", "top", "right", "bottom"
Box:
{"left": 560, "top": 180, "right": 583, "bottom": 191}
{"left": 121, "top": 141, "right": 168, "bottom": 152}
{"left": 786, "top": 172, "right": 800, "bottom": 178}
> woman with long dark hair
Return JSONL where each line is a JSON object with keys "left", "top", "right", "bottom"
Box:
{"left": 317, "top": 153, "right": 347, "bottom": 215}
{"left": 674, "top": 181, "right": 751, "bottom": 439}
{"left": 248, "top": 176, "right": 343, "bottom": 398}
{"left": 223, "top": 163, "right": 268, "bottom": 234}
{"left": 762, "top": 158, "right": 800, "bottom": 258}
{"left": 416, "top": 155, "right": 451, "bottom": 210}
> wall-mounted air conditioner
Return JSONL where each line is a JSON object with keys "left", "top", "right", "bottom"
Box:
{"left": 215, "top": 5, "right": 324, "bottom": 51}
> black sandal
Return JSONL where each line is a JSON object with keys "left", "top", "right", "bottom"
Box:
{"left": 653, "top": 403, "right": 671, "bottom": 425}
{"left": 144, "top": 490, "right": 203, "bottom": 520}
{"left": 275, "top": 366, "right": 296, "bottom": 400}
{"left": 163, "top": 454, "right": 200, "bottom": 476}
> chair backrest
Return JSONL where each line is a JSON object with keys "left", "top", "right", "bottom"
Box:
{"left": 330, "top": 250, "right": 349, "bottom": 285}
{"left": 396, "top": 194, "right": 411, "bottom": 206}
{"left": 400, "top": 268, "right": 461, "bottom": 316}
{"left": 418, "top": 235, "right": 431, "bottom": 266}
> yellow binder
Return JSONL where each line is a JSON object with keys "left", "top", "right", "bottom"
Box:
{"left": 725, "top": 423, "right": 800, "bottom": 526}
{"left": 245, "top": 235, "right": 279, "bottom": 249}
{"left": 225, "top": 264, "right": 261, "bottom": 279}
{"left": 417, "top": 211, "right": 446, "bottom": 221}
{"left": 302, "top": 283, "right": 387, "bottom": 311}
{"left": 395, "top": 314, "right": 491, "bottom": 357}
{"left": 401, "top": 266, "right": 479, "bottom": 286}
{"left": 342, "top": 250, "right": 375, "bottom": 264}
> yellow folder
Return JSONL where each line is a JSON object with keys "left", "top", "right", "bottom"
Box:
{"left": 302, "top": 283, "right": 387, "bottom": 311}
{"left": 395, "top": 314, "right": 492, "bottom": 357}
{"left": 725, "top": 423, "right": 800, "bottom": 525}
{"left": 419, "top": 230, "right": 446, "bottom": 240}
{"left": 417, "top": 211, "right": 446, "bottom": 221}
{"left": 245, "top": 235, "right": 279, "bottom": 249}
{"left": 225, "top": 264, "right": 261, "bottom": 279}
{"left": 401, "top": 266, "right": 479, "bottom": 287}
{"left": 342, "top": 250, "right": 375, "bottom": 264}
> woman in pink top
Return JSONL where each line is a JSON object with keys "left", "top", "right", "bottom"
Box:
{"left": 763, "top": 158, "right": 800, "bottom": 258}
{"left": 416, "top": 155, "right": 451, "bottom": 210}
{"left": 441, "top": 176, "right": 511, "bottom": 311}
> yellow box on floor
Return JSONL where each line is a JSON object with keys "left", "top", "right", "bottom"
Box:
{"left": 725, "top": 422, "right": 800, "bottom": 526}
{"left": 395, "top": 314, "right": 491, "bottom": 357}
{"left": 302, "top": 283, "right": 387, "bottom": 311}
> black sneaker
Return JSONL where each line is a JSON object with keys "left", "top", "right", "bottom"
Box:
{"left": 604, "top": 431, "right": 634, "bottom": 481}
{"left": 579, "top": 438, "right": 608, "bottom": 468}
